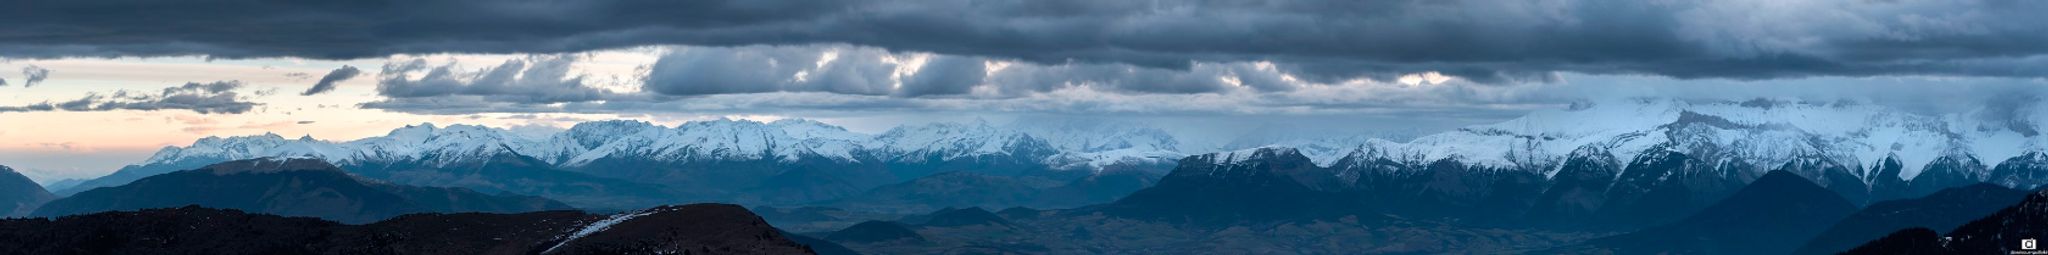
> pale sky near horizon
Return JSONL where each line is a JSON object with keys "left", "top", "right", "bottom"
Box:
{"left": 0, "top": 51, "right": 795, "bottom": 181}
{"left": 0, "top": 47, "right": 1519, "bottom": 181}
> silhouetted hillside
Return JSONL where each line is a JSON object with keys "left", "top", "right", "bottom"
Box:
{"left": 0, "top": 203, "right": 823, "bottom": 255}
{"left": 32, "top": 158, "right": 570, "bottom": 223}
{"left": 0, "top": 165, "right": 53, "bottom": 217}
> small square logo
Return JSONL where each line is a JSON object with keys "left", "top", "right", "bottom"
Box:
{"left": 2024, "top": 239, "right": 2038, "bottom": 250}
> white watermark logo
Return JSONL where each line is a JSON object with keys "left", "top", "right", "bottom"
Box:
{"left": 2016, "top": 238, "right": 2045, "bottom": 254}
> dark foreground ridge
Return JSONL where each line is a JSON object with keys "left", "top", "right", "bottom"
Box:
{"left": 1562, "top": 170, "right": 1861, "bottom": 254}
{"left": 0, "top": 203, "right": 824, "bottom": 255}
{"left": 1844, "top": 188, "right": 2048, "bottom": 254}
{"left": 1794, "top": 183, "right": 2027, "bottom": 255}
{"left": 31, "top": 158, "right": 574, "bottom": 223}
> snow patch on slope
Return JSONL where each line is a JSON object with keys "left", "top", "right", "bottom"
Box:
{"left": 544, "top": 209, "right": 656, "bottom": 254}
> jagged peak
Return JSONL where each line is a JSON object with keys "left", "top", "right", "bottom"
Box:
{"left": 383, "top": 122, "right": 441, "bottom": 139}
{"left": 874, "top": 121, "right": 1042, "bottom": 152}
{"left": 2024, "top": 151, "right": 2048, "bottom": 160}
{"left": 1931, "top": 153, "right": 1984, "bottom": 166}
{"left": 1325, "top": 139, "right": 1420, "bottom": 164}
{"left": 396, "top": 122, "right": 438, "bottom": 130}
{"left": 1987, "top": 151, "right": 2048, "bottom": 166}
{"left": 1567, "top": 143, "right": 1616, "bottom": 160}
{"left": 678, "top": 117, "right": 768, "bottom": 128}
{"left": 194, "top": 133, "right": 289, "bottom": 145}
{"left": 1008, "top": 116, "right": 1182, "bottom": 153}
{"left": 442, "top": 123, "right": 493, "bottom": 130}
{"left": 575, "top": 119, "right": 653, "bottom": 127}
{"left": 1193, "top": 146, "right": 1307, "bottom": 166}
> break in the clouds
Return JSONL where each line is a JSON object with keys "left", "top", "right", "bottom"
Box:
{"left": 300, "top": 65, "right": 361, "bottom": 96}
{"left": 0, "top": 81, "right": 260, "bottom": 114}
{"left": 5, "top": 0, "right": 2048, "bottom": 81}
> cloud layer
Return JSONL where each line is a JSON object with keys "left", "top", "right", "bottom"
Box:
{"left": 352, "top": 45, "right": 2048, "bottom": 122}
{"left": 301, "top": 65, "right": 361, "bottom": 96}
{"left": 375, "top": 56, "right": 614, "bottom": 104}
{"left": 346, "top": 47, "right": 1598, "bottom": 124}
{"left": 6, "top": 0, "right": 2048, "bottom": 80}
{"left": 0, "top": 81, "right": 260, "bottom": 114}
{"left": 19, "top": 65, "right": 50, "bottom": 87}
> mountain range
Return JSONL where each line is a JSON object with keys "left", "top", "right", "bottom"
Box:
{"left": 0, "top": 165, "right": 54, "bottom": 217}
{"left": 57, "top": 118, "right": 1185, "bottom": 210}
{"left": 38, "top": 98, "right": 2048, "bottom": 220}
{"left": 15, "top": 97, "right": 2048, "bottom": 254}
{"left": 32, "top": 158, "right": 572, "bottom": 223}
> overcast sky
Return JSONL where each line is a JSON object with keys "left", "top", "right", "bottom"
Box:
{"left": 2, "top": 0, "right": 2046, "bottom": 182}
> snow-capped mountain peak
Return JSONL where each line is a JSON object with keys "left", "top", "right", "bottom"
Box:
{"left": 1197, "top": 147, "right": 1303, "bottom": 166}
{"left": 1296, "top": 97, "right": 2048, "bottom": 182}
{"left": 140, "top": 117, "right": 1180, "bottom": 172}
{"left": 871, "top": 121, "right": 1049, "bottom": 162}
{"left": 128, "top": 98, "right": 2048, "bottom": 187}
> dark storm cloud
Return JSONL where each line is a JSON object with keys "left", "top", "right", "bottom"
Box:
{"left": 356, "top": 45, "right": 1554, "bottom": 115}
{"left": 301, "top": 65, "right": 361, "bottom": 96}
{"left": 634, "top": 45, "right": 1307, "bottom": 98}
{"left": 376, "top": 56, "right": 612, "bottom": 104}
{"left": 6, "top": 0, "right": 2048, "bottom": 80}
{"left": 897, "top": 55, "right": 987, "bottom": 97}
{"left": 20, "top": 65, "right": 50, "bottom": 87}
{"left": 641, "top": 46, "right": 900, "bottom": 96}
{"left": 0, "top": 81, "right": 259, "bottom": 114}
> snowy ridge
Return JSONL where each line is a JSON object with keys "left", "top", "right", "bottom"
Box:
{"left": 139, "top": 118, "right": 1172, "bottom": 172}
{"left": 138, "top": 97, "right": 2048, "bottom": 183}
{"left": 1008, "top": 117, "right": 1181, "bottom": 153}
{"left": 557, "top": 118, "right": 870, "bottom": 166}
{"left": 1196, "top": 147, "right": 1302, "bottom": 166}
{"left": 544, "top": 208, "right": 657, "bottom": 254}
{"left": 869, "top": 120, "right": 1042, "bottom": 162}
{"left": 1010, "top": 117, "right": 1188, "bottom": 168}
{"left": 1274, "top": 98, "right": 2048, "bottom": 182}
{"left": 145, "top": 124, "right": 539, "bottom": 168}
